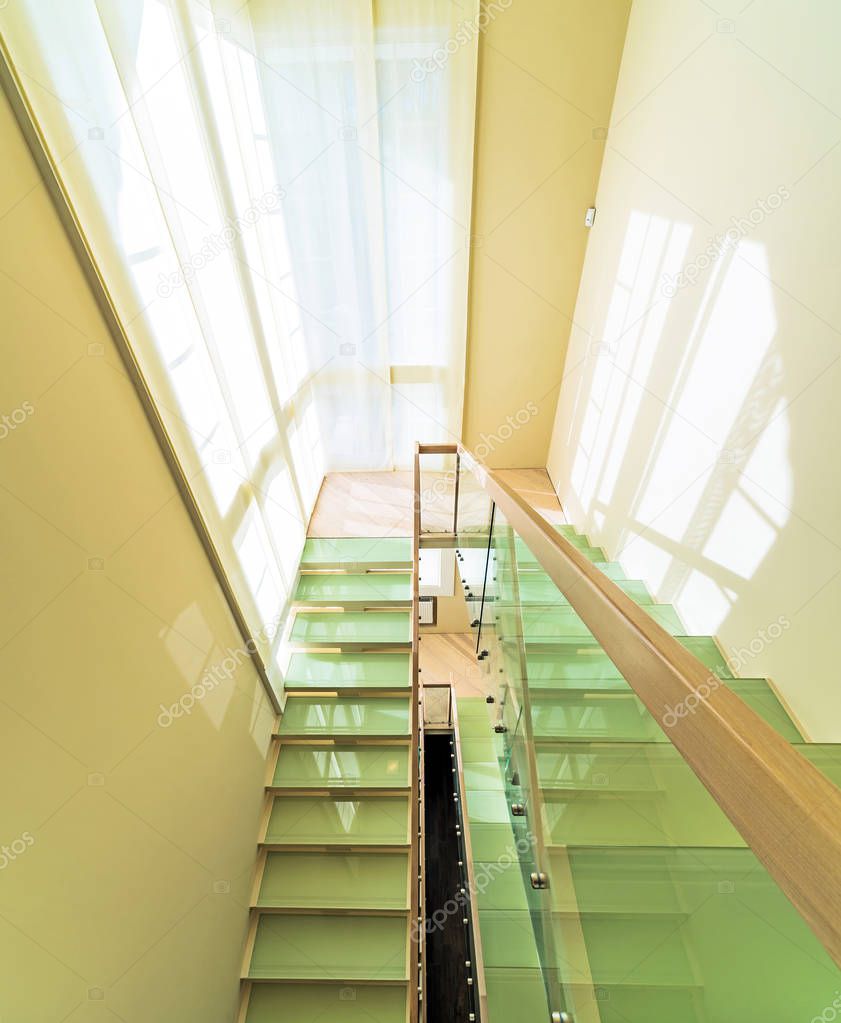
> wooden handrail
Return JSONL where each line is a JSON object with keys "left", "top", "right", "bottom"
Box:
{"left": 419, "top": 442, "right": 841, "bottom": 968}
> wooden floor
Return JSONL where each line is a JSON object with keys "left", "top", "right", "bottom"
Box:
{"left": 306, "top": 467, "right": 564, "bottom": 701}
{"left": 307, "top": 467, "right": 564, "bottom": 537}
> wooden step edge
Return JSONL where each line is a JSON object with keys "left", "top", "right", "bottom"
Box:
{"left": 272, "top": 733, "right": 412, "bottom": 744}
{"left": 289, "top": 641, "right": 413, "bottom": 652}
{"left": 258, "top": 842, "right": 412, "bottom": 854}
{"left": 291, "top": 599, "right": 413, "bottom": 611}
{"left": 298, "top": 561, "right": 413, "bottom": 572}
{"left": 249, "top": 904, "right": 410, "bottom": 917}
{"left": 283, "top": 685, "right": 412, "bottom": 696}
{"left": 266, "top": 785, "right": 413, "bottom": 797}
{"left": 235, "top": 980, "right": 252, "bottom": 1023}
{"left": 242, "top": 975, "right": 411, "bottom": 987}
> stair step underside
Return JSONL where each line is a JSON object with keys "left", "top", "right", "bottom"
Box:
{"left": 292, "top": 571, "right": 412, "bottom": 606}
{"left": 277, "top": 696, "right": 411, "bottom": 738}
{"left": 244, "top": 984, "right": 407, "bottom": 1023}
{"left": 255, "top": 850, "right": 409, "bottom": 912}
{"left": 284, "top": 651, "right": 412, "bottom": 692}
{"left": 299, "top": 537, "right": 412, "bottom": 570}
{"left": 247, "top": 914, "right": 408, "bottom": 981}
{"left": 262, "top": 793, "right": 411, "bottom": 847}
{"left": 269, "top": 745, "right": 411, "bottom": 791}
{"left": 290, "top": 611, "right": 412, "bottom": 648}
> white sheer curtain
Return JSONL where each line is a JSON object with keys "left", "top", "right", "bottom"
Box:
{"left": 2, "top": 0, "right": 478, "bottom": 691}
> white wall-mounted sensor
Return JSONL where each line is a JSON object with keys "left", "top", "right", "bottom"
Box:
{"left": 585, "top": 207, "right": 597, "bottom": 228}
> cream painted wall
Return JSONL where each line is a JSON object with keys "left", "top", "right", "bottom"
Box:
{"left": 547, "top": 0, "right": 841, "bottom": 740}
{"left": 462, "top": 0, "right": 631, "bottom": 467}
{"left": 0, "top": 93, "right": 274, "bottom": 1021}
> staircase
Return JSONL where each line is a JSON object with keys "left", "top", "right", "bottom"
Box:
{"left": 457, "top": 522, "right": 841, "bottom": 1023}
{"left": 238, "top": 537, "right": 417, "bottom": 1023}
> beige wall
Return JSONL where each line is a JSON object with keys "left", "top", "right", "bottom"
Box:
{"left": 462, "top": 0, "right": 630, "bottom": 467}
{"left": 547, "top": 0, "right": 841, "bottom": 740}
{"left": 0, "top": 93, "right": 274, "bottom": 1021}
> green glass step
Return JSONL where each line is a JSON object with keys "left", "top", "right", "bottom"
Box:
{"left": 246, "top": 984, "right": 407, "bottom": 1023}
{"left": 541, "top": 743, "right": 841, "bottom": 847}
{"left": 248, "top": 914, "right": 407, "bottom": 980}
{"left": 469, "top": 822, "right": 521, "bottom": 862}
{"left": 293, "top": 572, "right": 411, "bottom": 605}
{"left": 512, "top": 574, "right": 653, "bottom": 605}
{"left": 528, "top": 681, "right": 801, "bottom": 742}
{"left": 271, "top": 745, "right": 410, "bottom": 790}
{"left": 515, "top": 536, "right": 606, "bottom": 564}
{"left": 497, "top": 605, "right": 684, "bottom": 639}
{"left": 556, "top": 524, "right": 596, "bottom": 547}
{"left": 475, "top": 862, "right": 531, "bottom": 912}
{"left": 570, "top": 985, "right": 703, "bottom": 1023}
{"left": 479, "top": 910, "right": 543, "bottom": 969}
{"left": 463, "top": 762, "right": 507, "bottom": 792}
{"left": 518, "top": 637, "right": 733, "bottom": 681}
{"left": 257, "top": 851, "right": 409, "bottom": 910}
{"left": 279, "top": 697, "right": 411, "bottom": 737}
{"left": 264, "top": 794, "right": 410, "bottom": 846}
{"left": 559, "top": 847, "right": 841, "bottom": 1021}
{"left": 285, "top": 652, "right": 411, "bottom": 690}
{"left": 465, "top": 788, "right": 510, "bottom": 824}
{"left": 291, "top": 611, "right": 411, "bottom": 646}
{"left": 459, "top": 736, "right": 505, "bottom": 763}
{"left": 484, "top": 969, "right": 550, "bottom": 1023}
{"left": 300, "top": 537, "right": 411, "bottom": 569}
{"left": 593, "top": 561, "right": 629, "bottom": 581}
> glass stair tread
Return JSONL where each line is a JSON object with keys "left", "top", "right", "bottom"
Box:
{"left": 520, "top": 637, "right": 734, "bottom": 679}
{"left": 465, "top": 789, "right": 510, "bottom": 824}
{"left": 271, "top": 746, "right": 410, "bottom": 790}
{"left": 573, "top": 985, "right": 704, "bottom": 1023}
{"left": 478, "top": 910, "right": 543, "bottom": 969}
{"left": 279, "top": 697, "right": 411, "bottom": 737}
{"left": 300, "top": 537, "right": 411, "bottom": 569}
{"left": 502, "top": 605, "right": 683, "bottom": 639}
{"left": 469, "top": 823, "right": 521, "bottom": 861}
{"left": 257, "top": 851, "right": 409, "bottom": 910}
{"left": 245, "top": 984, "right": 407, "bottom": 1023}
{"left": 284, "top": 652, "right": 411, "bottom": 690}
{"left": 593, "top": 560, "right": 629, "bottom": 580}
{"left": 457, "top": 716, "right": 495, "bottom": 738}
{"left": 474, "top": 864, "right": 532, "bottom": 912}
{"left": 264, "top": 795, "right": 410, "bottom": 846}
{"left": 573, "top": 916, "right": 697, "bottom": 985}
{"left": 290, "top": 611, "right": 411, "bottom": 646}
{"left": 463, "top": 762, "right": 507, "bottom": 792}
{"left": 513, "top": 575, "right": 653, "bottom": 605}
{"left": 293, "top": 572, "right": 411, "bottom": 605}
{"left": 515, "top": 537, "right": 606, "bottom": 563}
{"left": 483, "top": 968, "right": 550, "bottom": 1023}
{"left": 524, "top": 646, "right": 625, "bottom": 681}
{"left": 528, "top": 682, "right": 802, "bottom": 742}
{"left": 459, "top": 736, "right": 504, "bottom": 763}
{"left": 553, "top": 846, "right": 841, "bottom": 1019}
{"left": 248, "top": 914, "right": 407, "bottom": 981}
